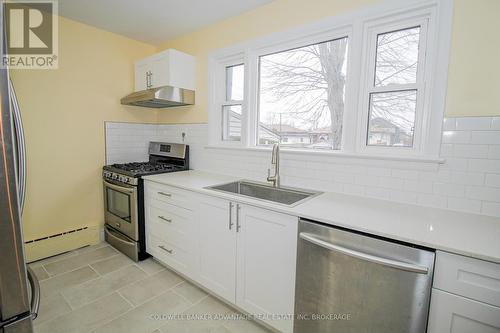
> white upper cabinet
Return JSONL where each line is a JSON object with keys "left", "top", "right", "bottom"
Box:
{"left": 134, "top": 58, "right": 152, "bottom": 91}
{"left": 134, "top": 49, "right": 195, "bottom": 91}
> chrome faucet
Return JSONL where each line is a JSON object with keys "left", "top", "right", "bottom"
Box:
{"left": 267, "top": 143, "right": 280, "bottom": 187}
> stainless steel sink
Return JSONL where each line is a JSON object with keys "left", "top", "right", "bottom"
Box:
{"left": 205, "top": 181, "right": 321, "bottom": 206}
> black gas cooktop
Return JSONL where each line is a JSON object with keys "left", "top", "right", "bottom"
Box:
{"left": 104, "top": 161, "right": 185, "bottom": 177}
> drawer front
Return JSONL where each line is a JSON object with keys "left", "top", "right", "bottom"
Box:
{"left": 147, "top": 199, "right": 194, "bottom": 229}
{"left": 147, "top": 202, "right": 194, "bottom": 251}
{"left": 434, "top": 251, "right": 500, "bottom": 307}
{"left": 147, "top": 234, "right": 194, "bottom": 276}
{"left": 428, "top": 289, "right": 500, "bottom": 333}
{"left": 145, "top": 182, "right": 194, "bottom": 210}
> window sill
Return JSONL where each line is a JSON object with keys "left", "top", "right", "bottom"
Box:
{"left": 204, "top": 145, "right": 445, "bottom": 165}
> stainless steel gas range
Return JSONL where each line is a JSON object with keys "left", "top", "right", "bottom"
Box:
{"left": 102, "top": 142, "right": 189, "bottom": 261}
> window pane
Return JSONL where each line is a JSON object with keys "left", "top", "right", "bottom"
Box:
{"left": 367, "top": 90, "right": 416, "bottom": 147}
{"left": 222, "top": 104, "right": 242, "bottom": 141}
{"left": 258, "top": 37, "right": 348, "bottom": 150}
{"left": 226, "top": 64, "right": 244, "bottom": 101}
{"left": 375, "top": 27, "right": 420, "bottom": 86}
{"left": 106, "top": 188, "right": 131, "bottom": 222}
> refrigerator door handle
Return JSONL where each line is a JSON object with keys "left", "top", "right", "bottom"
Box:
{"left": 26, "top": 266, "right": 40, "bottom": 320}
{"left": 9, "top": 79, "right": 26, "bottom": 214}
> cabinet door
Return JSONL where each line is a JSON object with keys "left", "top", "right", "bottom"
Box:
{"left": 236, "top": 204, "right": 298, "bottom": 333}
{"left": 134, "top": 58, "right": 150, "bottom": 91}
{"left": 150, "top": 49, "right": 195, "bottom": 90}
{"left": 197, "top": 196, "right": 237, "bottom": 302}
{"left": 427, "top": 289, "right": 500, "bottom": 333}
{"left": 150, "top": 53, "right": 170, "bottom": 89}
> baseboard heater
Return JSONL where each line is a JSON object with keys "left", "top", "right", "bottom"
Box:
{"left": 24, "top": 225, "right": 100, "bottom": 263}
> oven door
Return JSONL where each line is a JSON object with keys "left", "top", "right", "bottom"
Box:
{"left": 103, "top": 179, "right": 138, "bottom": 241}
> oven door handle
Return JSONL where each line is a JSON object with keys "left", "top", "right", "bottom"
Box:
{"left": 105, "top": 226, "right": 136, "bottom": 246}
{"left": 103, "top": 180, "right": 135, "bottom": 194}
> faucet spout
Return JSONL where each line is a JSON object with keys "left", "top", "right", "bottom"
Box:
{"left": 267, "top": 143, "right": 280, "bottom": 187}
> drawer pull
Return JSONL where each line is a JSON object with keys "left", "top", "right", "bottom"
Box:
{"left": 229, "top": 202, "right": 234, "bottom": 230}
{"left": 158, "top": 245, "right": 173, "bottom": 254}
{"left": 236, "top": 204, "right": 241, "bottom": 232}
{"left": 158, "top": 216, "right": 172, "bottom": 223}
{"left": 157, "top": 191, "right": 172, "bottom": 197}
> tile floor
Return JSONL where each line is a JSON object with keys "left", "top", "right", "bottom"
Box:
{"left": 29, "top": 242, "right": 271, "bottom": 333}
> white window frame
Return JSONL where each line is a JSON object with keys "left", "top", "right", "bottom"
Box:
{"left": 207, "top": 0, "right": 453, "bottom": 162}
{"left": 222, "top": 64, "right": 244, "bottom": 142}
{"left": 249, "top": 27, "right": 353, "bottom": 149}
{"left": 357, "top": 10, "right": 432, "bottom": 157}
{"left": 208, "top": 52, "right": 246, "bottom": 147}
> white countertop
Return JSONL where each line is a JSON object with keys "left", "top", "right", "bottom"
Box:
{"left": 143, "top": 170, "right": 500, "bottom": 264}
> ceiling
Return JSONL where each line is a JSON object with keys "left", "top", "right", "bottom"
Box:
{"left": 57, "top": 0, "right": 273, "bottom": 45}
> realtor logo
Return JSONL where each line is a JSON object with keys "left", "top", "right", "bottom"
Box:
{"left": 1, "top": 0, "right": 58, "bottom": 69}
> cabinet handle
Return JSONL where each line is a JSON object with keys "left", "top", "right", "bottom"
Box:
{"left": 146, "top": 71, "right": 153, "bottom": 88}
{"left": 158, "top": 245, "right": 173, "bottom": 254}
{"left": 236, "top": 204, "right": 241, "bottom": 232}
{"left": 158, "top": 191, "right": 171, "bottom": 197}
{"left": 158, "top": 216, "right": 172, "bottom": 223}
{"left": 228, "top": 202, "right": 234, "bottom": 230}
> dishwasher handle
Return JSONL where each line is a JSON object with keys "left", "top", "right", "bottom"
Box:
{"left": 299, "top": 232, "right": 429, "bottom": 274}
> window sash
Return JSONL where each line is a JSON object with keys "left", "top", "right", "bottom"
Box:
{"left": 225, "top": 63, "right": 244, "bottom": 102}
{"left": 221, "top": 102, "right": 243, "bottom": 141}
{"left": 210, "top": 54, "right": 246, "bottom": 146}
{"left": 250, "top": 29, "right": 353, "bottom": 149}
{"left": 255, "top": 35, "right": 350, "bottom": 150}
{"left": 357, "top": 17, "right": 429, "bottom": 156}
{"left": 373, "top": 25, "right": 421, "bottom": 88}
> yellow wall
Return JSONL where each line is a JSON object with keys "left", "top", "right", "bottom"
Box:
{"left": 156, "top": 0, "right": 500, "bottom": 123}
{"left": 10, "top": 16, "right": 156, "bottom": 246}
{"left": 445, "top": 0, "right": 500, "bottom": 117}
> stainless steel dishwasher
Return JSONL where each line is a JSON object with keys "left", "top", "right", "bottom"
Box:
{"left": 294, "top": 218, "right": 435, "bottom": 333}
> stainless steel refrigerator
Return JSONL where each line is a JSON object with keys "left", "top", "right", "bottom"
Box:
{"left": 0, "top": 12, "right": 40, "bottom": 332}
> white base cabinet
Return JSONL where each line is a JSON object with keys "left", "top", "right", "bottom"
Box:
{"left": 144, "top": 182, "right": 199, "bottom": 278}
{"left": 145, "top": 181, "right": 500, "bottom": 333}
{"left": 427, "top": 251, "right": 500, "bottom": 333}
{"left": 236, "top": 204, "right": 298, "bottom": 333}
{"left": 197, "top": 195, "right": 237, "bottom": 302}
{"left": 428, "top": 289, "right": 500, "bottom": 333}
{"left": 145, "top": 183, "right": 298, "bottom": 333}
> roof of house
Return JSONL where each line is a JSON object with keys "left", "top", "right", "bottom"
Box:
{"left": 370, "top": 117, "right": 401, "bottom": 129}
{"left": 267, "top": 123, "right": 307, "bottom": 134}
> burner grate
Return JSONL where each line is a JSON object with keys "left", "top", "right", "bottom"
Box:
{"left": 110, "top": 162, "right": 181, "bottom": 175}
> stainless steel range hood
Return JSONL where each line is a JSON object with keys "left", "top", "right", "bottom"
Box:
{"left": 121, "top": 85, "right": 195, "bottom": 108}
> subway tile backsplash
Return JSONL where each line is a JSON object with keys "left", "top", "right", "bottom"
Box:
{"left": 105, "top": 117, "right": 500, "bottom": 218}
